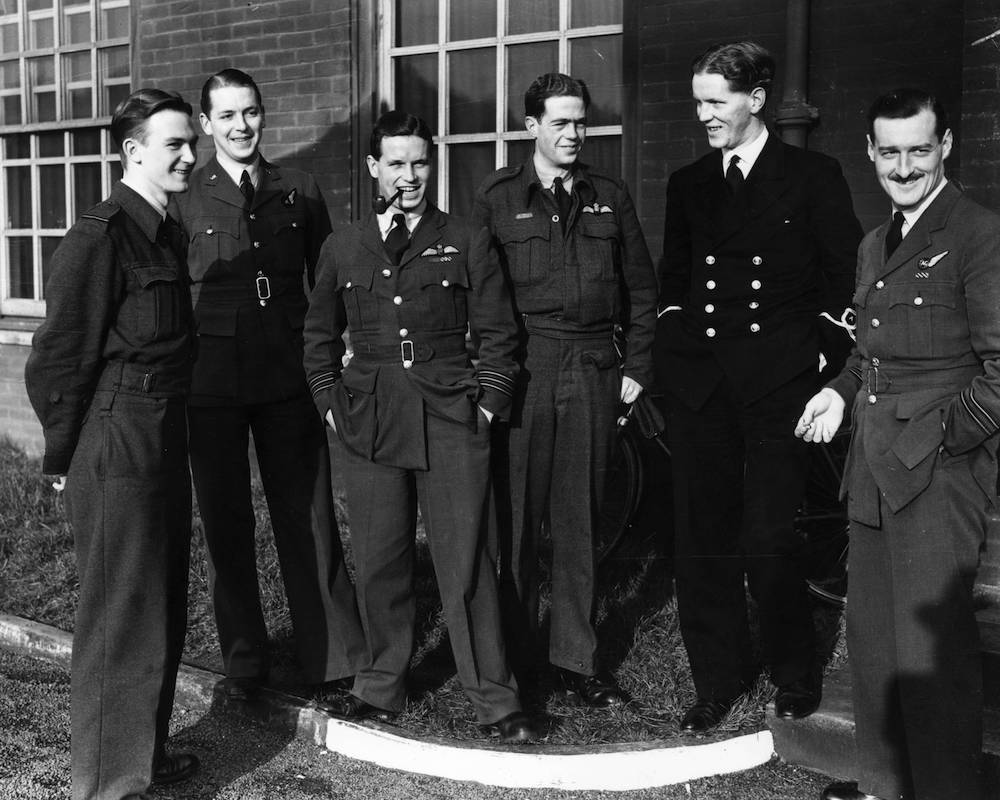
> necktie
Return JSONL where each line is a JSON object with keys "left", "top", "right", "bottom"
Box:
{"left": 726, "top": 154, "right": 744, "bottom": 193}
{"left": 239, "top": 169, "right": 255, "bottom": 209}
{"left": 553, "top": 176, "right": 571, "bottom": 232}
{"left": 885, "top": 211, "right": 905, "bottom": 259}
{"left": 384, "top": 213, "right": 408, "bottom": 265}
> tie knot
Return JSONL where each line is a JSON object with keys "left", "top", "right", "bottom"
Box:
{"left": 392, "top": 213, "right": 405, "bottom": 228}
{"left": 729, "top": 154, "right": 741, "bottom": 169}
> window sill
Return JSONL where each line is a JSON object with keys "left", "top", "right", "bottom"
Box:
{"left": 0, "top": 317, "right": 41, "bottom": 346}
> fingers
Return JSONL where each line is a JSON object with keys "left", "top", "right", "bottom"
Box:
{"left": 324, "top": 409, "right": 337, "bottom": 434}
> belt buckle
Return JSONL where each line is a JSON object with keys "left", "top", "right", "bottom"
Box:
{"left": 255, "top": 272, "right": 271, "bottom": 306}
{"left": 400, "top": 339, "right": 414, "bottom": 369}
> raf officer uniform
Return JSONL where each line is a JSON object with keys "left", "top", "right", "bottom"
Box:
{"left": 825, "top": 181, "right": 1000, "bottom": 800}
{"left": 655, "top": 130, "right": 862, "bottom": 701}
{"left": 174, "top": 155, "right": 364, "bottom": 686}
{"left": 303, "top": 204, "right": 523, "bottom": 723}
{"left": 26, "top": 183, "right": 195, "bottom": 798}
{"left": 472, "top": 162, "right": 657, "bottom": 678}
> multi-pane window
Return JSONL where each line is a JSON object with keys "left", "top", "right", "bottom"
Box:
{"left": 0, "top": 0, "right": 129, "bottom": 317}
{"left": 380, "top": 0, "right": 624, "bottom": 217}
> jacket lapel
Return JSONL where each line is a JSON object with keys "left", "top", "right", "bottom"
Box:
{"left": 399, "top": 205, "right": 444, "bottom": 267}
{"left": 743, "top": 135, "right": 788, "bottom": 222}
{"left": 874, "top": 181, "right": 960, "bottom": 281}
{"left": 360, "top": 212, "right": 389, "bottom": 261}
{"left": 253, "top": 159, "right": 285, "bottom": 211}
{"left": 203, "top": 156, "right": 245, "bottom": 211}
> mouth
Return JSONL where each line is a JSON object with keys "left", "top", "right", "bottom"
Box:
{"left": 891, "top": 174, "right": 923, "bottom": 185}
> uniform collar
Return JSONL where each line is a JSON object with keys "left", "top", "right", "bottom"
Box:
{"left": 111, "top": 181, "right": 170, "bottom": 242}
{"left": 214, "top": 153, "right": 262, "bottom": 189}
{"left": 893, "top": 177, "right": 949, "bottom": 236}
{"left": 520, "top": 159, "right": 594, "bottom": 206}
{"left": 721, "top": 125, "right": 768, "bottom": 177}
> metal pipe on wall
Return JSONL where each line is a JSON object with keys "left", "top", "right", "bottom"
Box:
{"left": 774, "top": 0, "right": 818, "bottom": 148}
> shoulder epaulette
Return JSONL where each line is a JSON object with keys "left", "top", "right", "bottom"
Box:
{"left": 479, "top": 164, "right": 524, "bottom": 193}
{"left": 80, "top": 199, "right": 122, "bottom": 225}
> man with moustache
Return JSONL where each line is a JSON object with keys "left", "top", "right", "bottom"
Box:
{"left": 25, "top": 89, "right": 200, "bottom": 798}
{"left": 798, "top": 89, "right": 999, "bottom": 800}
{"left": 472, "top": 72, "right": 657, "bottom": 706}
{"left": 303, "top": 110, "right": 543, "bottom": 742}
{"left": 174, "top": 69, "right": 364, "bottom": 702}
{"left": 655, "top": 41, "right": 862, "bottom": 733}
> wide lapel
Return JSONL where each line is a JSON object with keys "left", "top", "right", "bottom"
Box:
{"left": 743, "top": 134, "right": 788, "bottom": 223}
{"left": 692, "top": 151, "right": 741, "bottom": 245}
{"left": 253, "top": 159, "right": 286, "bottom": 212}
{"left": 873, "top": 182, "right": 960, "bottom": 281}
{"left": 360, "top": 211, "right": 389, "bottom": 262}
{"left": 397, "top": 204, "right": 444, "bottom": 268}
{"left": 204, "top": 155, "right": 245, "bottom": 211}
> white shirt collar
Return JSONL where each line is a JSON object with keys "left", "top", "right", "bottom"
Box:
{"left": 533, "top": 152, "right": 574, "bottom": 193}
{"left": 722, "top": 126, "right": 769, "bottom": 178}
{"left": 216, "top": 155, "right": 261, "bottom": 190}
{"left": 894, "top": 178, "right": 949, "bottom": 236}
{"left": 376, "top": 207, "right": 423, "bottom": 239}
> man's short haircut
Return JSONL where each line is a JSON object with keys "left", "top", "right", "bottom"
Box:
{"left": 200, "top": 68, "right": 263, "bottom": 116}
{"left": 867, "top": 88, "right": 949, "bottom": 142}
{"left": 691, "top": 41, "right": 775, "bottom": 100}
{"left": 110, "top": 88, "right": 192, "bottom": 159}
{"left": 524, "top": 73, "right": 591, "bottom": 120}
{"left": 369, "top": 110, "right": 433, "bottom": 159}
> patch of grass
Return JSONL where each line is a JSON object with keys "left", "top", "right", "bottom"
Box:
{"left": 0, "top": 437, "right": 846, "bottom": 746}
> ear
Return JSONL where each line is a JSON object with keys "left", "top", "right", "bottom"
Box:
{"left": 749, "top": 87, "right": 766, "bottom": 114}
{"left": 199, "top": 113, "right": 212, "bottom": 136}
{"left": 525, "top": 116, "right": 539, "bottom": 138}
{"left": 122, "top": 136, "right": 142, "bottom": 166}
{"left": 940, "top": 128, "right": 953, "bottom": 160}
{"left": 365, "top": 154, "right": 379, "bottom": 180}
{"left": 259, "top": 106, "right": 266, "bottom": 130}
{"left": 866, "top": 134, "right": 876, "bottom": 163}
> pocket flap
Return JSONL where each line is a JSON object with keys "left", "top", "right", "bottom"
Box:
{"left": 887, "top": 281, "right": 954, "bottom": 309}
{"left": 269, "top": 212, "right": 307, "bottom": 236}
{"left": 338, "top": 266, "right": 375, "bottom": 291}
{"left": 132, "top": 264, "right": 178, "bottom": 287}
{"left": 497, "top": 217, "right": 550, "bottom": 244}
{"left": 891, "top": 408, "right": 944, "bottom": 470}
{"left": 191, "top": 215, "right": 239, "bottom": 241}
{"left": 418, "top": 262, "right": 470, "bottom": 289}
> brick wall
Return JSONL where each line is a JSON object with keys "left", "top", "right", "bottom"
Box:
{"left": 962, "top": 1, "right": 1000, "bottom": 212}
{"left": 134, "top": 0, "right": 356, "bottom": 221}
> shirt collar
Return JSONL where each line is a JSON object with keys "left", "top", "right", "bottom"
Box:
{"left": 894, "top": 177, "right": 949, "bottom": 235}
{"left": 521, "top": 160, "right": 593, "bottom": 206}
{"left": 111, "top": 181, "right": 169, "bottom": 241}
{"left": 216, "top": 154, "right": 261, "bottom": 190}
{"left": 722, "top": 126, "right": 769, "bottom": 177}
{"left": 376, "top": 206, "right": 423, "bottom": 238}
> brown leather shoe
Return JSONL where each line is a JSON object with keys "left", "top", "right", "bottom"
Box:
{"left": 555, "top": 668, "right": 630, "bottom": 707}
{"left": 480, "top": 711, "right": 550, "bottom": 743}
{"left": 330, "top": 693, "right": 398, "bottom": 723}
{"left": 774, "top": 674, "right": 822, "bottom": 719}
{"left": 152, "top": 752, "right": 199, "bottom": 785}
{"left": 313, "top": 675, "right": 354, "bottom": 704}
{"left": 821, "top": 781, "right": 883, "bottom": 800}
{"left": 679, "top": 697, "right": 733, "bottom": 733}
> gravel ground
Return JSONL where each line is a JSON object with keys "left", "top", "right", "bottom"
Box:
{"left": 0, "top": 649, "right": 834, "bottom": 800}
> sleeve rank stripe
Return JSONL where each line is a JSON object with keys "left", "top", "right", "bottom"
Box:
{"left": 478, "top": 370, "right": 514, "bottom": 395}
{"left": 962, "top": 388, "right": 999, "bottom": 434}
{"left": 308, "top": 372, "right": 338, "bottom": 395}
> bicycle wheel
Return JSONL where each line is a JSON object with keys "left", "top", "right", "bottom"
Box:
{"left": 595, "top": 424, "right": 644, "bottom": 564}
{"left": 795, "top": 428, "right": 851, "bottom": 606}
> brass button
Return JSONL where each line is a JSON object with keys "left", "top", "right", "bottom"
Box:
{"left": 382, "top": 269, "right": 391, "bottom": 278}
{"left": 441, "top": 279, "right": 450, "bottom": 287}
{"left": 706, "top": 280, "right": 716, "bottom": 290}
{"left": 749, "top": 301, "right": 760, "bottom": 309}
{"left": 399, "top": 328, "right": 408, "bottom": 337}
{"left": 345, "top": 281, "right": 352, "bottom": 288}
{"left": 393, "top": 295, "right": 403, "bottom": 305}
{"left": 705, "top": 255, "right": 716, "bottom": 265}
{"left": 751, "top": 279, "right": 762, "bottom": 290}
{"left": 206, "top": 226, "right": 214, "bottom": 235}
{"left": 914, "top": 296, "right": 923, "bottom": 306}
{"left": 249, "top": 213, "right": 256, "bottom": 220}
{"left": 750, "top": 322, "right": 760, "bottom": 333}
{"left": 706, "top": 327, "right": 716, "bottom": 338}
{"left": 871, "top": 357, "right": 880, "bottom": 367}
{"left": 871, "top": 318, "right": 880, "bottom": 328}
{"left": 868, "top": 394, "right": 877, "bottom": 404}
{"left": 705, "top": 304, "right": 714, "bottom": 313}
{"left": 752, "top": 256, "right": 762, "bottom": 266}
{"left": 552, "top": 214, "right": 559, "bottom": 223}
{"left": 875, "top": 280, "right": 885, "bottom": 289}
{"left": 253, "top": 241, "right": 261, "bottom": 249}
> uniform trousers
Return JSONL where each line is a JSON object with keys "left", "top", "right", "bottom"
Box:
{"left": 665, "top": 368, "right": 817, "bottom": 699}
{"left": 342, "top": 407, "right": 520, "bottom": 724}
{"left": 65, "top": 388, "right": 190, "bottom": 800}
{"left": 495, "top": 330, "right": 620, "bottom": 675}
{"left": 847, "top": 451, "right": 989, "bottom": 800}
{"left": 188, "top": 390, "right": 364, "bottom": 684}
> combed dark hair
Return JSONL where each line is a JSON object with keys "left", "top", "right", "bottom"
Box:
{"left": 369, "top": 110, "right": 433, "bottom": 159}
{"left": 867, "top": 88, "right": 949, "bottom": 141}
{"left": 110, "top": 88, "right": 192, "bottom": 157}
{"left": 524, "top": 73, "right": 590, "bottom": 120}
{"left": 691, "top": 41, "right": 775, "bottom": 99}
{"left": 200, "top": 68, "right": 263, "bottom": 116}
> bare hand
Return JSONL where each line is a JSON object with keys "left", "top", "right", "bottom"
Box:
{"left": 50, "top": 475, "right": 66, "bottom": 493}
{"left": 794, "top": 388, "right": 845, "bottom": 443}
{"left": 478, "top": 405, "right": 494, "bottom": 424}
{"left": 620, "top": 376, "right": 643, "bottom": 405}
{"left": 324, "top": 409, "right": 337, "bottom": 434}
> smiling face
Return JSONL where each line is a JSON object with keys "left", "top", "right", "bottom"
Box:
{"left": 366, "top": 134, "right": 431, "bottom": 215}
{"left": 123, "top": 108, "right": 198, "bottom": 204}
{"left": 526, "top": 94, "right": 587, "bottom": 172}
{"left": 200, "top": 84, "right": 264, "bottom": 167}
{"left": 868, "top": 107, "right": 951, "bottom": 213}
{"left": 691, "top": 71, "right": 764, "bottom": 151}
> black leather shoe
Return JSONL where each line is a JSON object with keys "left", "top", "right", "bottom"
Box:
{"left": 330, "top": 693, "right": 397, "bottom": 723}
{"left": 313, "top": 676, "right": 354, "bottom": 703}
{"left": 821, "top": 781, "right": 883, "bottom": 800}
{"left": 774, "top": 675, "right": 822, "bottom": 719}
{"left": 555, "top": 668, "right": 630, "bottom": 707}
{"left": 481, "top": 710, "right": 549, "bottom": 743}
{"left": 152, "top": 752, "right": 199, "bottom": 785}
{"left": 679, "top": 698, "right": 733, "bottom": 733}
{"left": 218, "top": 676, "right": 263, "bottom": 701}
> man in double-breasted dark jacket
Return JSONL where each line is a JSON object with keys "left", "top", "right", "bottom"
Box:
{"left": 655, "top": 42, "right": 862, "bottom": 733}
{"left": 799, "top": 89, "right": 1000, "bottom": 800}
{"left": 302, "top": 110, "right": 543, "bottom": 743}
{"left": 173, "top": 69, "right": 364, "bottom": 699}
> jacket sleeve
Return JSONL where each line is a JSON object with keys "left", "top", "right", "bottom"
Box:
{"left": 466, "top": 224, "right": 519, "bottom": 419}
{"left": 616, "top": 181, "right": 657, "bottom": 390}
{"left": 303, "top": 234, "right": 348, "bottom": 419}
{"left": 303, "top": 173, "right": 333, "bottom": 290}
{"left": 656, "top": 171, "right": 692, "bottom": 311}
{"left": 24, "top": 224, "right": 120, "bottom": 474}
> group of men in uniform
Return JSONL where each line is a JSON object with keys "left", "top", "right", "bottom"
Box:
{"left": 23, "top": 38, "right": 1000, "bottom": 800}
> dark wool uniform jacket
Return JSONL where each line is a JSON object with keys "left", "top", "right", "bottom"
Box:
{"left": 25, "top": 182, "right": 194, "bottom": 474}
{"left": 303, "top": 204, "right": 519, "bottom": 470}
{"left": 656, "top": 134, "right": 862, "bottom": 407}
{"left": 471, "top": 161, "right": 657, "bottom": 390}
{"left": 172, "top": 155, "right": 331, "bottom": 406}
{"left": 826, "top": 182, "right": 1000, "bottom": 526}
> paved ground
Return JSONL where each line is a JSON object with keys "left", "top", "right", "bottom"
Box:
{"left": 0, "top": 649, "right": 835, "bottom": 800}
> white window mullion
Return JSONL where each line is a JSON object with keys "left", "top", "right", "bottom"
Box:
{"left": 436, "top": 0, "right": 448, "bottom": 210}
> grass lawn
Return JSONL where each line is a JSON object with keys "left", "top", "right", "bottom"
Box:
{"left": 0, "top": 436, "right": 845, "bottom": 747}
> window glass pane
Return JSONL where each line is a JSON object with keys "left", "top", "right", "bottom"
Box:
{"left": 101, "top": 5, "right": 128, "bottom": 39}
{"left": 7, "top": 164, "right": 32, "bottom": 226}
{"left": 8, "top": 237, "right": 33, "bottom": 299}
{"left": 29, "top": 16, "right": 53, "bottom": 48}
{"left": 506, "top": 41, "right": 558, "bottom": 129}
{"left": 72, "top": 127, "right": 100, "bottom": 154}
{"left": 393, "top": 53, "right": 437, "bottom": 132}
{"left": 62, "top": 9, "right": 90, "bottom": 44}
{"left": 578, "top": 134, "right": 620, "bottom": 175}
{"left": 0, "top": 60, "right": 20, "bottom": 89}
{"left": 99, "top": 45, "right": 128, "bottom": 79}
{"left": 1, "top": 94, "right": 21, "bottom": 124}
{"left": 28, "top": 54, "right": 54, "bottom": 84}
{"left": 39, "top": 164, "right": 65, "bottom": 227}
{"left": 507, "top": 0, "right": 557, "bottom": 35}
{"left": 74, "top": 161, "right": 101, "bottom": 212}
{"left": 104, "top": 81, "right": 127, "bottom": 115}
{"left": 569, "top": 35, "right": 622, "bottom": 126}
{"left": 41, "top": 235, "right": 59, "bottom": 296}
{"left": 570, "top": 0, "right": 621, "bottom": 28}
{"left": 507, "top": 137, "right": 533, "bottom": 168}
{"left": 448, "top": 48, "right": 494, "bottom": 134}
{"left": 449, "top": 0, "right": 495, "bottom": 42}
{"left": 68, "top": 86, "right": 91, "bottom": 117}
{"left": 65, "top": 50, "right": 90, "bottom": 81}
{"left": 26, "top": 0, "right": 51, "bottom": 11}
{"left": 448, "top": 141, "right": 493, "bottom": 217}
{"left": 5, "top": 133, "right": 29, "bottom": 158}
{"left": 37, "top": 129, "right": 61, "bottom": 155}
{"left": 34, "top": 88, "right": 55, "bottom": 120}
{"left": 0, "top": 0, "right": 20, "bottom": 9}
{"left": 395, "top": 0, "right": 436, "bottom": 47}
{"left": 1, "top": 22, "right": 19, "bottom": 51}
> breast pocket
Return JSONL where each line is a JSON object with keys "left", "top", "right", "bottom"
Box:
{"left": 126, "top": 264, "right": 182, "bottom": 342}
{"left": 415, "top": 260, "right": 470, "bottom": 329}
{"left": 887, "top": 281, "right": 957, "bottom": 357}
{"left": 337, "top": 266, "right": 378, "bottom": 331}
{"left": 496, "top": 217, "right": 550, "bottom": 285}
{"left": 269, "top": 211, "right": 308, "bottom": 273}
{"left": 187, "top": 215, "right": 242, "bottom": 279}
{"left": 576, "top": 216, "right": 620, "bottom": 281}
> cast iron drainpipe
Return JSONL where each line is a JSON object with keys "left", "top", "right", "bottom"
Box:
{"left": 774, "top": 0, "right": 819, "bottom": 148}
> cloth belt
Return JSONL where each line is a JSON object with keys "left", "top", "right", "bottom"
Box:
{"left": 351, "top": 333, "right": 468, "bottom": 365}
{"left": 862, "top": 360, "right": 981, "bottom": 395}
{"left": 96, "top": 360, "right": 190, "bottom": 397}
{"left": 521, "top": 313, "right": 613, "bottom": 340}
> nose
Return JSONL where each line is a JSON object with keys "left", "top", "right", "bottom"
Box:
{"left": 401, "top": 163, "right": 417, "bottom": 182}
{"left": 181, "top": 143, "right": 197, "bottom": 165}
{"left": 697, "top": 103, "right": 714, "bottom": 123}
{"left": 895, "top": 152, "right": 914, "bottom": 178}
{"left": 565, "top": 122, "right": 581, "bottom": 140}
